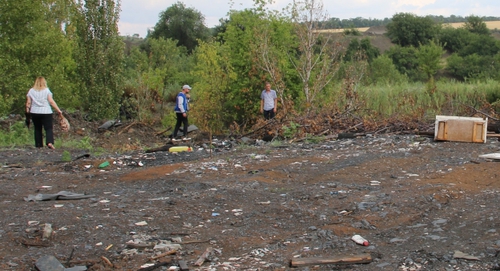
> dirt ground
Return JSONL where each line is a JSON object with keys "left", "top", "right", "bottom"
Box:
{"left": 1, "top": 119, "right": 500, "bottom": 271}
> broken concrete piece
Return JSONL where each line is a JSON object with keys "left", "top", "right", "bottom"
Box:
{"left": 35, "top": 255, "right": 65, "bottom": 271}
{"left": 453, "top": 250, "right": 480, "bottom": 261}
{"left": 178, "top": 260, "right": 189, "bottom": 271}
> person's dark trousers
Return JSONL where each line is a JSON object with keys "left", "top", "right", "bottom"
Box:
{"left": 31, "top": 113, "right": 54, "bottom": 148}
{"left": 263, "top": 109, "right": 275, "bottom": 120}
{"left": 173, "top": 113, "right": 188, "bottom": 138}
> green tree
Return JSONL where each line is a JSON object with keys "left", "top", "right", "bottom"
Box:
{"left": 366, "top": 55, "right": 407, "bottom": 85}
{"left": 123, "top": 37, "right": 189, "bottom": 121}
{"left": 344, "top": 38, "right": 380, "bottom": 63}
{"left": 458, "top": 34, "right": 500, "bottom": 57}
{"left": 437, "top": 26, "right": 473, "bottom": 53}
{"left": 386, "top": 13, "right": 440, "bottom": 47}
{"left": 289, "top": 0, "right": 344, "bottom": 108}
{"left": 416, "top": 40, "right": 445, "bottom": 80}
{"left": 250, "top": 5, "right": 298, "bottom": 115}
{"left": 0, "top": 0, "right": 76, "bottom": 116}
{"left": 191, "top": 41, "right": 236, "bottom": 133}
{"left": 74, "top": 0, "right": 124, "bottom": 120}
{"left": 220, "top": 9, "right": 278, "bottom": 123}
{"left": 464, "top": 15, "right": 490, "bottom": 35}
{"left": 149, "top": 2, "right": 209, "bottom": 53}
{"left": 385, "top": 45, "right": 425, "bottom": 81}
{"left": 447, "top": 53, "right": 500, "bottom": 80}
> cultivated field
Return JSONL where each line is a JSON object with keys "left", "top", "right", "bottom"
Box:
{"left": 316, "top": 20, "right": 500, "bottom": 34}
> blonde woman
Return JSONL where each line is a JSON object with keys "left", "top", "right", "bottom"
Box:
{"left": 26, "top": 77, "right": 63, "bottom": 149}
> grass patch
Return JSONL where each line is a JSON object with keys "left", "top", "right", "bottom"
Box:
{"left": 61, "top": 150, "right": 72, "bottom": 162}
{"left": 0, "top": 121, "right": 32, "bottom": 148}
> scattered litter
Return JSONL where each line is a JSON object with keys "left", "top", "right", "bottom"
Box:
{"left": 54, "top": 204, "right": 64, "bottom": 208}
{"left": 42, "top": 223, "right": 52, "bottom": 240}
{"left": 370, "top": 181, "right": 381, "bottom": 186}
{"left": 150, "top": 197, "right": 170, "bottom": 201}
{"left": 194, "top": 247, "right": 214, "bottom": 266}
{"left": 479, "top": 153, "right": 500, "bottom": 160}
{"left": 257, "top": 201, "right": 271, "bottom": 205}
{"left": 169, "top": 146, "right": 192, "bottom": 153}
{"left": 98, "top": 161, "right": 110, "bottom": 168}
{"left": 99, "top": 200, "right": 110, "bottom": 203}
{"left": 251, "top": 248, "right": 270, "bottom": 257}
{"left": 232, "top": 209, "right": 243, "bottom": 216}
{"left": 135, "top": 221, "right": 148, "bottom": 226}
{"left": 24, "top": 191, "right": 96, "bottom": 202}
{"left": 153, "top": 242, "right": 182, "bottom": 251}
{"left": 351, "top": 234, "right": 369, "bottom": 246}
{"left": 98, "top": 119, "right": 121, "bottom": 131}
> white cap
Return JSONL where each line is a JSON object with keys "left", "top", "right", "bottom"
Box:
{"left": 182, "top": 85, "right": 192, "bottom": 90}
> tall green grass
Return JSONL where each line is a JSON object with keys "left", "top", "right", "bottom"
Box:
{"left": 345, "top": 79, "right": 499, "bottom": 120}
{"left": 0, "top": 121, "right": 32, "bottom": 148}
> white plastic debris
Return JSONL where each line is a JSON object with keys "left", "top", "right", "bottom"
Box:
{"left": 42, "top": 223, "right": 52, "bottom": 240}
{"left": 351, "top": 234, "right": 369, "bottom": 246}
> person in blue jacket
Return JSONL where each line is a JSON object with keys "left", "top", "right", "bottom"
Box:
{"left": 172, "top": 85, "right": 191, "bottom": 141}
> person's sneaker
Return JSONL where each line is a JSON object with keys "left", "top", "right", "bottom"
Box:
{"left": 182, "top": 137, "right": 191, "bottom": 141}
{"left": 172, "top": 137, "right": 181, "bottom": 142}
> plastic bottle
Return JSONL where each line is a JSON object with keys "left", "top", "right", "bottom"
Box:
{"left": 98, "top": 161, "right": 110, "bottom": 168}
{"left": 351, "top": 234, "right": 369, "bottom": 246}
{"left": 169, "top": 146, "right": 192, "bottom": 153}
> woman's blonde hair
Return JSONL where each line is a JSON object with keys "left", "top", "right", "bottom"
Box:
{"left": 32, "top": 76, "right": 48, "bottom": 91}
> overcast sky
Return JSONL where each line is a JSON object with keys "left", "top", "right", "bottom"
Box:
{"left": 118, "top": 0, "right": 500, "bottom": 37}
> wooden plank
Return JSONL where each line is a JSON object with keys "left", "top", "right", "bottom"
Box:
{"left": 151, "top": 249, "right": 177, "bottom": 260}
{"left": 194, "top": 247, "right": 213, "bottom": 266}
{"left": 290, "top": 253, "right": 372, "bottom": 267}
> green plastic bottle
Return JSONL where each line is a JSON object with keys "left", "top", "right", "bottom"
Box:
{"left": 169, "top": 146, "right": 192, "bottom": 152}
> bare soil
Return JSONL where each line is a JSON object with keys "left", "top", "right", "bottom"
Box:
{"left": 1, "top": 120, "right": 500, "bottom": 271}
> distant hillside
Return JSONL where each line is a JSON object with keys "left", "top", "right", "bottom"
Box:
{"left": 316, "top": 21, "right": 500, "bottom": 54}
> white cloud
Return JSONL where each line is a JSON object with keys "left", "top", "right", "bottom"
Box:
{"left": 394, "top": 0, "right": 436, "bottom": 8}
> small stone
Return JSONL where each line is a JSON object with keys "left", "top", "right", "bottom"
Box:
{"left": 35, "top": 255, "right": 65, "bottom": 271}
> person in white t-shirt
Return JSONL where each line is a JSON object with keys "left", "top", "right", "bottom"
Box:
{"left": 260, "top": 82, "right": 277, "bottom": 120}
{"left": 26, "top": 77, "right": 63, "bottom": 149}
